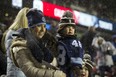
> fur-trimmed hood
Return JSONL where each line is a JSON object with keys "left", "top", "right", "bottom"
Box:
{"left": 11, "top": 38, "right": 27, "bottom": 49}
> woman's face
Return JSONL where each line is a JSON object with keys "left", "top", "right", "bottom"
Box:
{"left": 64, "top": 25, "right": 75, "bottom": 35}
{"left": 33, "top": 24, "right": 46, "bottom": 38}
{"left": 80, "top": 66, "right": 89, "bottom": 77}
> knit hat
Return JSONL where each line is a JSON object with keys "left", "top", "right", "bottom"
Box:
{"left": 57, "top": 10, "right": 76, "bottom": 33}
{"left": 83, "top": 59, "right": 94, "bottom": 72}
{"left": 83, "top": 54, "right": 94, "bottom": 72}
{"left": 26, "top": 8, "right": 46, "bottom": 28}
{"left": 83, "top": 53, "right": 91, "bottom": 61}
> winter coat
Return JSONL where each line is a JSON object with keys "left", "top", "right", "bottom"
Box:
{"left": 10, "top": 29, "right": 66, "bottom": 77}
{"left": 92, "top": 36, "right": 115, "bottom": 67}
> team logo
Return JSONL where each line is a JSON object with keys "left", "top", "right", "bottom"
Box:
{"left": 42, "top": 17, "right": 46, "bottom": 22}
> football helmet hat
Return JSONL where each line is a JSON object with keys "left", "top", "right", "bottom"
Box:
{"left": 57, "top": 10, "right": 76, "bottom": 34}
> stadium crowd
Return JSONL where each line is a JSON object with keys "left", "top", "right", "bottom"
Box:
{"left": 0, "top": 7, "right": 116, "bottom": 77}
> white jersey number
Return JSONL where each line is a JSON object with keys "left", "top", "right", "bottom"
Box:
{"left": 57, "top": 45, "right": 66, "bottom": 65}
{"left": 72, "top": 40, "right": 82, "bottom": 48}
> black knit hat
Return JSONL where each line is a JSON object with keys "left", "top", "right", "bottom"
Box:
{"left": 26, "top": 8, "right": 46, "bottom": 28}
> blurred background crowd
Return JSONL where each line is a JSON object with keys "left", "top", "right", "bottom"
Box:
{"left": 0, "top": 0, "right": 116, "bottom": 77}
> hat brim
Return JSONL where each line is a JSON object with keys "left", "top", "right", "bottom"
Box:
{"left": 58, "top": 23, "right": 76, "bottom": 26}
{"left": 30, "top": 23, "right": 46, "bottom": 28}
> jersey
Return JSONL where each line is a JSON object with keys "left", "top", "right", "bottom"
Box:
{"left": 57, "top": 36, "right": 84, "bottom": 77}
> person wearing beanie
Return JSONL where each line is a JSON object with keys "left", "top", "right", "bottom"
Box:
{"left": 10, "top": 8, "right": 66, "bottom": 77}
{"left": 56, "top": 10, "right": 84, "bottom": 77}
{"left": 79, "top": 58, "right": 94, "bottom": 77}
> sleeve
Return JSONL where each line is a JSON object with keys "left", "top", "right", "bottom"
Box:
{"left": 71, "top": 40, "right": 84, "bottom": 68}
{"left": 107, "top": 42, "right": 116, "bottom": 55}
{"left": 5, "top": 30, "right": 15, "bottom": 51}
{"left": 92, "top": 37, "right": 99, "bottom": 48}
{"left": 10, "top": 38, "right": 66, "bottom": 77}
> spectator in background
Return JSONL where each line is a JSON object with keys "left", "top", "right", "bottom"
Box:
{"left": 10, "top": 8, "right": 66, "bottom": 77}
{"left": 0, "top": 23, "right": 7, "bottom": 77}
{"left": 92, "top": 36, "right": 115, "bottom": 77}
{"left": 111, "top": 65, "right": 116, "bottom": 76}
{"left": 112, "top": 35, "right": 116, "bottom": 48}
{"left": 56, "top": 10, "right": 84, "bottom": 77}
{"left": 0, "top": 23, "right": 8, "bottom": 33}
{"left": 0, "top": 49, "right": 7, "bottom": 76}
{"left": 0, "top": 29, "right": 3, "bottom": 51}
{"left": 2, "top": 7, "right": 29, "bottom": 77}
{"left": 80, "top": 26, "right": 97, "bottom": 61}
{"left": 79, "top": 54, "right": 94, "bottom": 77}
{"left": 111, "top": 35, "right": 116, "bottom": 65}
{"left": 49, "top": 20, "right": 58, "bottom": 36}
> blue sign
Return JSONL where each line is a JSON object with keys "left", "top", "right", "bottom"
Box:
{"left": 98, "top": 20, "right": 113, "bottom": 30}
{"left": 78, "top": 12, "right": 98, "bottom": 27}
{"left": 75, "top": 10, "right": 114, "bottom": 31}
